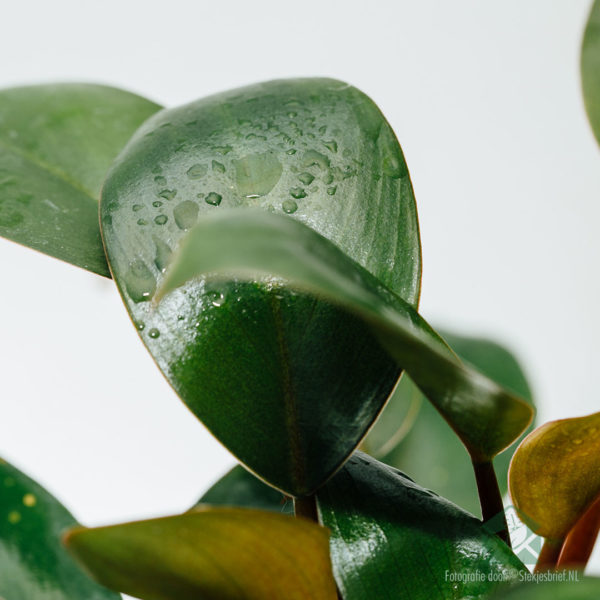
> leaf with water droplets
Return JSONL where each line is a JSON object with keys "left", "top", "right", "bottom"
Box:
{"left": 101, "top": 78, "right": 421, "bottom": 496}
{"left": 364, "top": 331, "right": 534, "bottom": 516}
{"left": 0, "top": 83, "right": 161, "bottom": 276}
{"left": 582, "top": 0, "right": 600, "bottom": 145}
{"left": 64, "top": 507, "right": 337, "bottom": 600}
{"left": 0, "top": 457, "right": 119, "bottom": 599}
{"left": 157, "top": 210, "right": 533, "bottom": 464}
{"left": 509, "top": 411, "right": 600, "bottom": 541}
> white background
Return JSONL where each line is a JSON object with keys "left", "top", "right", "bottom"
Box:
{"left": 1, "top": 0, "right": 599, "bottom": 582}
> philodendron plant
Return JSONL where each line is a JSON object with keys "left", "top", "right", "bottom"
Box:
{"left": 1, "top": 4, "right": 600, "bottom": 599}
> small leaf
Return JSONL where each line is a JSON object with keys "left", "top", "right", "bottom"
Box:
{"left": 491, "top": 578, "right": 600, "bottom": 599}
{"left": 0, "top": 83, "right": 161, "bottom": 276}
{"left": 317, "top": 452, "right": 524, "bottom": 600}
{"left": 158, "top": 210, "right": 533, "bottom": 462}
{"left": 582, "top": 0, "right": 600, "bottom": 145}
{"left": 102, "top": 78, "right": 422, "bottom": 496}
{"left": 65, "top": 507, "right": 337, "bottom": 600}
{"left": 373, "top": 332, "right": 534, "bottom": 516}
{"left": 509, "top": 411, "right": 600, "bottom": 541}
{"left": 0, "top": 457, "right": 119, "bottom": 599}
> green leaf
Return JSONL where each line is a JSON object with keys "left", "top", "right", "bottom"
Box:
{"left": 0, "top": 457, "right": 119, "bottom": 599}
{"left": 200, "top": 466, "right": 293, "bottom": 515}
{"left": 157, "top": 210, "right": 533, "bottom": 463}
{"left": 101, "top": 78, "right": 422, "bottom": 496}
{"left": 65, "top": 507, "right": 338, "bottom": 600}
{"left": 317, "top": 452, "right": 524, "bottom": 600}
{"left": 491, "top": 578, "right": 600, "bottom": 599}
{"left": 582, "top": 0, "right": 600, "bottom": 145}
{"left": 0, "top": 83, "right": 161, "bottom": 276}
{"left": 509, "top": 411, "right": 600, "bottom": 541}
{"left": 372, "top": 332, "right": 534, "bottom": 516}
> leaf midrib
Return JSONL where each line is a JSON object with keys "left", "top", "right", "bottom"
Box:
{"left": 0, "top": 136, "right": 97, "bottom": 201}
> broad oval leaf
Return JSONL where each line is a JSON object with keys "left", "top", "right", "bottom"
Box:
{"left": 101, "top": 78, "right": 422, "bottom": 496}
{"left": 158, "top": 210, "right": 533, "bottom": 462}
{"left": 582, "top": 0, "right": 600, "bottom": 145}
{"left": 65, "top": 507, "right": 337, "bottom": 600}
{"left": 373, "top": 332, "right": 534, "bottom": 516}
{"left": 317, "top": 452, "right": 524, "bottom": 600}
{"left": 509, "top": 411, "right": 600, "bottom": 541}
{"left": 0, "top": 457, "right": 119, "bottom": 599}
{"left": 491, "top": 578, "right": 600, "bottom": 599}
{"left": 0, "top": 83, "right": 161, "bottom": 276}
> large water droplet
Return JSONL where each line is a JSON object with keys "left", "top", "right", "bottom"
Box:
{"left": 327, "top": 185, "right": 337, "bottom": 196}
{"left": 205, "top": 192, "right": 222, "bottom": 206}
{"left": 206, "top": 291, "right": 225, "bottom": 307}
{"left": 282, "top": 199, "right": 298, "bottom": 214}
{"left": 290, "top": 187, "right": 307, "bottom": 199}
{"left": 124, "top": 260, "right": 156, "bottom": 303}
{"left": 234, "top": 152, "right": 282, "bottom": 198}
{"left": 186, "top": 164, "right": 208, "bottom": 179}
{"left": 132, "top": 204, "right": 143, "bottom": 212}
{"left": 148, "top": 328, "right": 160, "bottom": 339}
{"left": 154, "top": 237, "right": 172, "bottom": 272}
{"left": 158, "top": 189, "right": 177, "bottom": 200}
{"left": 302, "top": 150, "right": 330, "bottom": 170}
{"left": 212, "top": 160, "right": 226, "bottom": 173}
{"left": 298, "top": 172, "right": 314, "bottom": 185}
{"left": 174, "top": 200, "right": 199, "bottom": 230}
{"left": 154, "top": 214, "right": 168, "bottom": 225}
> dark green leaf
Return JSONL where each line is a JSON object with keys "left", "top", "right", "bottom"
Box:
{"left": 199, "top": 466, "right": 293, "bottom": 515}
{"left": 0, "top": 83, "right": 161, "bottom": 276}
{"left": 317, "top": 452, "right": 524, "bottom": 600}
{"left": 101, "top": 78, "right": 421, "bottom": 496}
{"left": 491, "top": 578, "right": 600, "bottom": 599}
{"left": 509, "top": 411, "right": 600, "bottom": 540}
{"left": 0, "top": 457, "right": 119, "bottom": 599}
{"left": 582, "top": 0, "right": 600, "bottom": 145}
{"left": 375, "top": 332, "right": 534, "bottom": 516}
{"left": 65, "top": 507, "right": 337, "bottom": 600}
{"left": 158, "top": 210, "right": 533, "bottom": 463}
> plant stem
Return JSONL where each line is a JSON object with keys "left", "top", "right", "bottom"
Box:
{"left": 472, "top": 460, "right": 511, "bottom": 547}
{"left": 294, "top": 494, "right": 319, "bottom": 523}
{"left": 535, "top": 538, "right": 564, "bottom": 573}
{"left": 557, "top": 495, "right": 600, "bottom": 570}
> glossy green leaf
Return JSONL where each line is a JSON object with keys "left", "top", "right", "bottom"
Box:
{"left": 101, "top": 78, "right": 422, "bottom": 496}
{"left": 317, "top": 452, "right": 524, "bottom": 600}
{"left": 0, "top": 457, "right": 119, "bottom": 599}
{"left": 199, "top": 465, "right": 293, "bottom": 515}
{"left": 509, "top": 411, "right": 600, "bottom": 541}
{"left": 582, "top": 0, "right": 600, "bottom": 145}
{"left": 65, "top": 507, "right": 337, "bottom": 600}
{"left": 375, "top": 332, "right": 534, "bottom": 516}
{"left": 0, "top": 83, "right": 161, "bottom": 276}
{"left": 491, "top": 578, "right": 600, "bottom": 599}
{"left": 158, "top": 210, "right": 533, "bottom": 463}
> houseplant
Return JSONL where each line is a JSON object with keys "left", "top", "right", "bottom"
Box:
{"left": 1, "top": 2, "right": 600, "bottom": 598}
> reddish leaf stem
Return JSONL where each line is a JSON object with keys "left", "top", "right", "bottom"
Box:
{"left": 557, "top": 495, "right": 600, "bottom": 570}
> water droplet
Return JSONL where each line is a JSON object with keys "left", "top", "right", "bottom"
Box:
{"left": 206, "top": 291, "right": 225, "bottom": 307}
{"left": 124, "top": 260, "right": 156, "bottom": 303}
{"left": 282, "top": 199, "right": 298, "bottom": 214}
{"left": 136, "top": 322, "right": 145, "bottom": 331}
{"left": 154, "top": 175, "right": 167, "bottom": 185}
{"left": 212, "top": 160, "right": 226, "bottom": 173}
{"left": 174, "top": 200, "right": 199, "bottom": 230}
{"left": 323, "top": 140, "right": 338, "bottom": 153}
{"left": 290, "top": 187, "right": 307, "bottom": 199}
{"left": 214, "top": 145, "right": 233, "bottom": 155}
{"left": 177, "top": 315, "right": 185, "bottom": 321}
{"left": 154, "top": 214, "right": 168, "bottom": 225}
{"left": 154, "top": 237, "right": 172, "bottom": 272}
{"left": 148, "top": 328, "right": 160, "bottom": 339}
{"left": 342, "top": 166, "right": 357, "bottom": 179}
{"left": 132, "top": 204, "right": 143, "bottom": 212}
{"left": 152, "top": 200, "right": 163, "bottom": 207}
{"left": 298, "top": 172, "right": 314, "bottom": 185}
{"left": 158, "top": 189, "right": 177, "bottom": 200}
{"left": 23, "top": 493, "right": 36, "bottom": 507}
{"left": 205, "top": 192, "right": 222, "bottom": 207}
{"left": 8, "top": 511, "right": 21, "bottom": 524}
{"left": 286, "top": 149, "right": 297, "bottom": 155}
{"left": 302, "top": 150, "right": 330, "bottom": 170}
{"left": 137, "top": 218, "right": 148, "bottom": 226}
{"left": 327, "top": 185, "right": 337, "bottom": 196}
{"left": 187, "top": 164, "right": 208, "bottom": 180}
{"left": 234, "top": 152, "right": 282, "bottom": 198}
{"left": 323, "top": 172, "right": 334, "bottom": 184}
